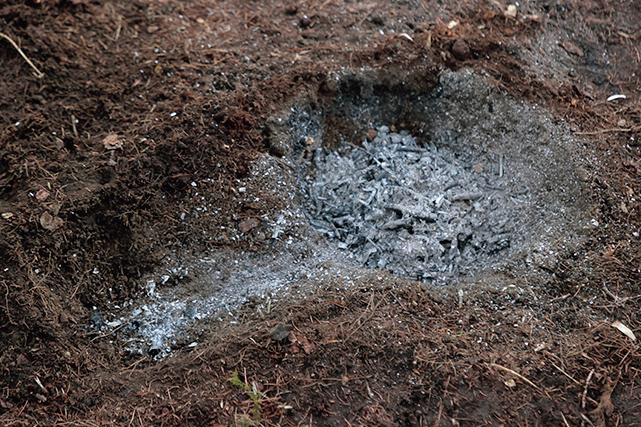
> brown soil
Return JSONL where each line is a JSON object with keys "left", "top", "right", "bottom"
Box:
{"left": 1, "top": 0, "right": 641, "bottom": 425}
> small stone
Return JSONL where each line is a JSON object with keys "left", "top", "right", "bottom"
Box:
{"left": 102, "top": 133, "right": 123, "bottom": 150}
{"left": 269, "top": 323, "right": 292, "bottom": 341}
{"left": 451, "top": 38, "right": 470, "bottom": 60}
{"left": 239, "top": 217, "right": 260, "bottom": 233}
{"left": 15, "top": 354, "right": 28, "bottom": 366}
{"left": 505, "top": 4, "right": 517, "bottom": 18}
{"left": 90, "top": 311, "right": 105, "bottom": 330}
{"left": 40, "top": 211, "right": 64, "bottom": 231}
{"left": 368, "top": 129, "right": 377, "bottom": 141}
{"left": 371, "top": 15, "right": 385, "bottom": 26}
{"left": 36, "top": 189, "right": 50, "bottom": 202}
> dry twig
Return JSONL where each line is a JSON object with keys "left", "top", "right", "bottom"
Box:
{"left": 551, "top": 362, "right": 581, "bottom": 385}
{"left": 0, "top": 32, "right": 45, "bottom": 78}
{"left": 574, "top": 127, "right": 633, "bottom": 135}
{"left": 582, "top": 369, "right": 595, "bottom": 409}
{"left": 488, "top": 363, "right": 540, "bottom": 391}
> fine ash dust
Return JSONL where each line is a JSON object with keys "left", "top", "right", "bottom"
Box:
{"left": 112, "top": 154, "right": 359, "bottom": 358}
{"left": 111, "top": 70, "right": 593, "bottom": 357}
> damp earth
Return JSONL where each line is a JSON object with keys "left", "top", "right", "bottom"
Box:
{"left": 1, "top": 1, "right": 641, "bottom": 426}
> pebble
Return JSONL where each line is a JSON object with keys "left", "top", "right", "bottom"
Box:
{"left": 269, "top": 323, "right": 292, "bottom": 341}
{"left": 451, "top": 38, "right": 470, "bottom": 60}
{"left": 239, "top": 217, "right": 260, "bottom": 233}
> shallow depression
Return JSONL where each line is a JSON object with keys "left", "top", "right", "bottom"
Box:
{"left": 112, "top": 69, "right": 593, "bottom": 357}
{"left": 296, "top": 69, "right": 591, "bottom": 284}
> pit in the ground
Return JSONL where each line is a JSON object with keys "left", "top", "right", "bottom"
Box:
{"left": 269, "top": 69, "right": 590, "bottom": 285}
{"left": 116, "top": 69, "right": 592, "bottom": 358}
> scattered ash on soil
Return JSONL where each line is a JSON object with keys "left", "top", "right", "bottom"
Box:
{"left": 111, "top": 153, "right": 361, "bottom": 358}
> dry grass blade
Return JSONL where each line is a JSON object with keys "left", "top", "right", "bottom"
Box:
{"left": 551, "top": 362, "right": 581, "bottom": 385}
{"left": 0, "top": 32, "right": 45, "bottom": 78}
{"left": 489, "top": 363, "right": 541, "bottom": 391}
{"left": 611, "top": 320, "right": 636, "bottom": 341}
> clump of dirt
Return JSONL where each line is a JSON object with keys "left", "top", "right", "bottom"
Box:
{"left": 1, "top": 0, "right": 641, "bottom": 426}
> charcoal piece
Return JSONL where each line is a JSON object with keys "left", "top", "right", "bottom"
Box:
{"left": 485, "top": 234, "right": 511, "bottom": 253}
{"left": 332, "top": 215, "right": 354, "bottom": 227}
{"left": 90, "top": 311, "right": 105, "bottom": 330}
{"left": 382, "top": 218, "right": 412, "bottom": 230}
{"left": 362, "top": 244, "right": 378, "bottom": 263}
{"left": 397, "top": 146, "right": 425, "bottom": 153}
{"left": 452, "top": 190, "right": 482, "bottom": 201}
{"left": 304, "top": 121, "right": 530, "bottom": 285}
{"left": 377, "top": 256, "right": 389, "bottom": 268}
{"left": 390, "top": 133, "right": 403, "bottom": 144}
{"left": 323, "top": 204, "right": 351, "bottom": 217}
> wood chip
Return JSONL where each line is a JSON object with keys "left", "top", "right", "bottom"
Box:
{"left": 103, "top": 133, "right": 124, "bottom": 150}
{"left": 562, "top": 40, "right": 584, "bottom": 56}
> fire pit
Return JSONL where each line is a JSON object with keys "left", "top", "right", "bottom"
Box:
{"left": 293, "top": 69, "right": 590, "bottom": 284}
{"left": 117, "top": 69, "right": 592, "bottom": 356}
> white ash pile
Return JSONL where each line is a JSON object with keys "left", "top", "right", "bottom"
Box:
{"left": 303, "top": 126, "right": 530, "bottom": 284}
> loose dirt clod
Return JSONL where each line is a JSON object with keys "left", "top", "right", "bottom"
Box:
{"left": 451, "top": 38, "right": 470, "bottom": 59}
{"left": 269, "top": 323, "right": 292, "bottom": 341}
